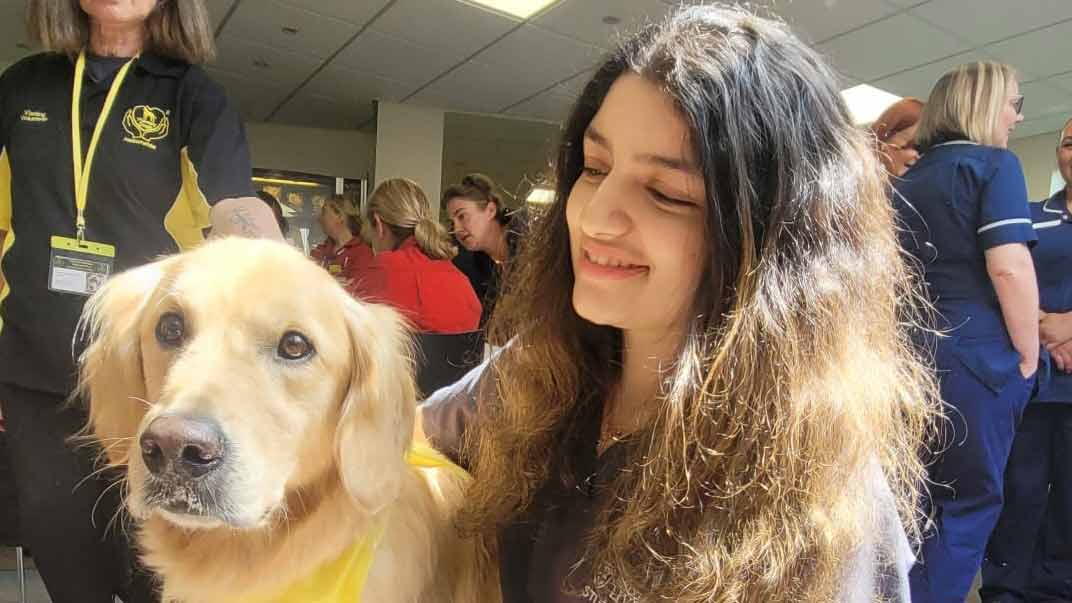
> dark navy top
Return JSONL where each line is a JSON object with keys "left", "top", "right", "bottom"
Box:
{"left": 894, "top": 140, "right": 1035, "bottom": 393}
{"left": 1030, "top": 189, "right": 1072, "bottom": 403}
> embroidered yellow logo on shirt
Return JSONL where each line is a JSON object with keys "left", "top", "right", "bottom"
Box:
{"left": 20, "top": 109, "right": 48, "bottom": 122}
{"left": 122, "top": 105, "right": 169, "bottom": 150}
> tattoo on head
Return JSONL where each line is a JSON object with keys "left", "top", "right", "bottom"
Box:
{"left": 229, "top": 205, "right": 259, "bottom": 237}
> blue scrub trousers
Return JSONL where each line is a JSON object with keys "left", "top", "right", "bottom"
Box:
{"left": 910, "top": 346, "right": 1035, "bottom": 603}
{"left": 980, "top": 403, "right": 1072, "bottom": 602}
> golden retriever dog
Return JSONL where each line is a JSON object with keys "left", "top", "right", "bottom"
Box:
{"left": 76, "top": 238, "right": 496, "bottom": 603}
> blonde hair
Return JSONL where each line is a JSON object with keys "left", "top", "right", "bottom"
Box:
{"left": 368, "top": 179, "right": 457, "bottom": 261}
{"left": 916, "top": 61, "right": 1018, "bottom": 149}
{"left": 28, "top": 0, "right": 216, "bottom": 64}
{"left": 324, "top": 195, "right": 365, "bottom": 240}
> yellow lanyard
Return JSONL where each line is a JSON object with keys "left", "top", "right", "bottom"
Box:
{"left": 70, "top": 50, "right": 137, "bottom": 242}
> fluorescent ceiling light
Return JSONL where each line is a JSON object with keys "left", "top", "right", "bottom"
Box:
{"left": 461, "top": 0, "right": 558, "bottom": 19}
{"left": 840, "top": 84, "right": 902, "bottom": 126}
{"left": 526, "top": 187, "right": 555, "bottom": 205}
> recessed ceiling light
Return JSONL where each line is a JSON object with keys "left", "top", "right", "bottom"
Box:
{"left": 526, "top": 187, "right": 555, "bottom": 205}
{"left": 461, "top": 0, "right": 558, "bottom": 19}
{"left": 840, "top": 84, "right": 902, "bottom": 126}
{"left": 281, "top": 26, "right": 299, "bottom": 35}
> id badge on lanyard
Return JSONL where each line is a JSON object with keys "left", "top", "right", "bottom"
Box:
{"left": 48, "top": 51, "right": 136, "bottom": 297}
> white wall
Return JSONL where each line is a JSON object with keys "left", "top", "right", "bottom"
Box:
{"left": 245, "top": 122, "right": 375, "bottom": 181}
{"left": 375, "top": 103, "right": 446, "bottom": 218}
{"left": 1010, "top": 131, "right": 1063, "bottom": 201}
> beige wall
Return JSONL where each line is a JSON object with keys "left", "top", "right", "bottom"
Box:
{"left": 1010, "top": 131, "right": 1063, "bottom": 201}
{"left": 442, "top": 113, "right": 560, "bottom": 210}
{"left": 375, "top": 102, "right": 446, "bottom": 219}
{"left": 245, "top": 122, "right": 375, "bottom": 180}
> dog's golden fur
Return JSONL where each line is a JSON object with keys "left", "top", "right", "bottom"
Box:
{"left": 76, "top": 238, "right": 495, "bottom": 603}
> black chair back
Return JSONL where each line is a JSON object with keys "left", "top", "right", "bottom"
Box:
{"left": 415, "top": 331, "right": 484, "bottom": 398}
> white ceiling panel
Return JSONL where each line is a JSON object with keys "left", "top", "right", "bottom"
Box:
{"left": 408, "top": 60, "right": 530, "bottom": 113}
{"left": 205, "top": 67, "right": 290, "bottom": 122}
{"left": 819, "top": 12, "right": 970, "bottom": 81}
{"left": 1019, "top": 79, "right": 1072, "bottom": 123}
{"left": 205, "top": 0, "right": 236, "bottom": 31}
{"left": 556, "top": 69, "right": 596, "bottom": 98}
{"left": 758, "top": 0, "right": 903, "bottom": 44}
{"left": 302, "top": 66, "right": 414, "bottom": 105}
{"left": 872, "top": 50, "right": 993, "bottom": 101}
{"left": 1048, "top": 72, "right": 1072, "bottom": 95}
{"left": 223, "top": 0, "right": 357, "bottom": 60}
{"left": 911, "top": 0, "right": 1072, "bottom": 47}
{"left": 535, "top": 0, "right": 672, "bottom": 49}
{"left": 331, "top": 30, "right": 458, "bottom": 87}
{"left": 505, "top": 90, "right": 576, "bottom": 123}
{"left": 276, "top": 0, "right": 393, "bottom": 27}
{"left": 1013, "top": 112, "right": 1072, "bottom": 141}
{"left": 984, "top": 19, "right": 1072, "bottom": 82}
{"left": 272, "top": 92, "right": 370, "bottom": 130}
{"left": 472, "top": 25, "right": 605, "bottom": 97}
{"left": 212, "top": 34, "right": 321, "bottom": 91}
{"left": 373, "top": 0, "right": 519, "bottom": 61}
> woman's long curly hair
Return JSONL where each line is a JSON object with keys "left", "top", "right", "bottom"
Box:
{"left": 461, "top": 5, "right": 939, "bottom": 602}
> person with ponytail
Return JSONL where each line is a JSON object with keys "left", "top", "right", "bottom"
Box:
{"left": 366, "top": 178, "right": 481, "bottom": 334}
{"left": 312, "top": 194, "right": 381, "bottom": 299}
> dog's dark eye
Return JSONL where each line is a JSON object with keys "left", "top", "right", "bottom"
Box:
{"left": 155, "top": 312, "right": 185, "bottom": 348}
{"left": 278, "top": 331, "right": 314, "bottom": 361}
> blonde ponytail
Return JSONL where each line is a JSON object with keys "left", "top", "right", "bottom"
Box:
{"left": 367, "top": 178, "right": 456, "bottom": 259}
{"left": 414, "top": 217, "right": 458, "bottom": 260}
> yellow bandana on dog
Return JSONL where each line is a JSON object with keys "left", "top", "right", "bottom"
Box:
{"left": 239, "top": 442, "right": 463, "bottom": 603}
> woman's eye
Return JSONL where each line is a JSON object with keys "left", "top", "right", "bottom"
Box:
{"left": 650, "top": 188, "right": 691, "bottom": 207}
{"left": 581, "top": 166, "right": 607, "bottom": 179}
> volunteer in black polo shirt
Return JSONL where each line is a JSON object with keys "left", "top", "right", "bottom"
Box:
{"left": 0, "top": 2, "right": 282, "bottom": 602}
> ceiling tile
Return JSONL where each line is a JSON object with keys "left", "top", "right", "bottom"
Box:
{"left": 272, "top": 92, "right": 370, "bottom": 129}
{"left": 212, "top": 34, "right": 321, "bottom": 91}
{"left": 985, "top": 19, "right": 1072, "bottom": 81}
{"left": 872, "top": 50, "right": 993, "bottom": 100}
{"left": 472, "top": 25, "right": 605, "bottom": 97}
{"left": 302, "top": 66, "right": 414, "bottom": 105}
{"left": 757, "top": 0, "right": 903, "bottom": 44}
{"left": 331, "top": 30, "right": 458, "bottom": 86}
{"left": 1048, "top": 72, "right": 1072, "bottom": 95}
{"left": 374, "top": 0, "right": 518, "bottom": 61}
{"left": 818, "top": 13, "right": 970, "bottom": 81}
{"left": 1019, "top": 80, "right": 1072, "bottom": 123}
{"left": 556, "top": 69, "right": 596, "bottom": 98}
{"left": 505, "top": 90, "right": 576, "bottom": 123}
{"left": 408, "top": 61, "right": 526, "bottom": 113}
{"left": 534, "top": 0, "right": 672, "bottom": 49}
{"left": 223, "top": 0, "right": 358, "bottom": 60}
{"left": 205, "top": 67, "right": 290, "bottom": 123}
{"left": 1012, "top": 112, "right": 1072, "bottom": 140}
{"left": 205, "top": 0, "right": 236, "bottom": 31}
{"left": 275, "top": 0, "right": 393, "bottom": 27}
{"left": 911, "top": 0, "right": 1072, "bottom": 47}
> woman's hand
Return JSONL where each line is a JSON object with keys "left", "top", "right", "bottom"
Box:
{"left": 1040, "top": 311, "right": 1072, "bottom": 348}
{"left": 1050, "top": 338, "right": 1072, "bottom": 373}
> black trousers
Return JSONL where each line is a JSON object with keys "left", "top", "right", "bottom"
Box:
{"left": 0, "top": 382, "right": 158, "bottom": 603}
{"left": 982, "top": 403, "right": 1072, "bottom": 603}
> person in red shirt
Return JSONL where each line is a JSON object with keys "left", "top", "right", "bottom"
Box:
{"left": 366, "top": 179, "right": 481, "bottom": 334}
{"left": 311, "top": 194, "right": 382, "bottom": 298}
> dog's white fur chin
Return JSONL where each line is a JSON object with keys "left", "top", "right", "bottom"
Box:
{"left": 156, "top": 509, "right": 225, "bottom": 530}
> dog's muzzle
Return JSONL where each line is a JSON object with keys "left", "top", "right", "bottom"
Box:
{"left": 140, "top": 414, "right": 226, "bottom": 480}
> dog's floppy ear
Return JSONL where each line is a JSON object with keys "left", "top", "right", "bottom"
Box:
{"left": 76, "top": 259, "right": 171, "bottom": 468}
{"left": 335, "top": 295, "right": 417, "bottom": 515}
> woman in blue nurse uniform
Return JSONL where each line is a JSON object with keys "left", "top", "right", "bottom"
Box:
{"left": 894, "top": 61, "right": 1037, "bottom": 603}
{"left": 981, "top": 117, "right": 1072, "bottom": 603}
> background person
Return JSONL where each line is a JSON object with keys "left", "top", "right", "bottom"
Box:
{"left": 365, "top": 178, "right": 480, "bottom": 334}
{"left": 981, "top": 117, "right": 1072, "bottom": 603}
{"left": 893, "top": 61, "right": 1036, "bottom": 603}
{"left": 0, "top": 1, "right": 283, "bottom": 602}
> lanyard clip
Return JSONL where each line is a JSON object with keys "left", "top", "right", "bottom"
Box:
{"left": 76, "top": 216, "right": 86, "bottom": 246}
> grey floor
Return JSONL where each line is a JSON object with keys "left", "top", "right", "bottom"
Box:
{"left": 0, "top": 546, "right": 983, "bottom": 603}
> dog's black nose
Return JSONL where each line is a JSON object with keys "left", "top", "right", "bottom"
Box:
{"left": 140, "top": 415, "right": 225, "bottom": 479}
